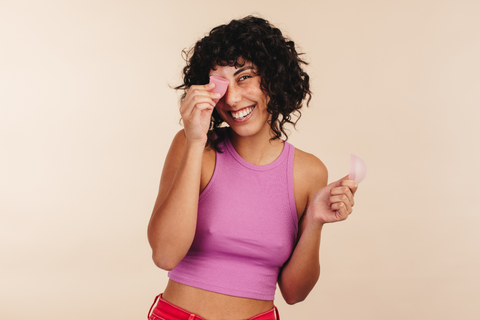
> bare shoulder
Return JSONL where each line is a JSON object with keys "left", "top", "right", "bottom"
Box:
{"left": 166, "top": 129, "right": 215, "bottom": 168}
{"left": 201, "top": 131, "right": 216, "bottom": 192}
{"left": 156, "top": 129, "right": 215, "bottom": 207}
{"left": 293, "top": 148, "right": 328, "bottom": 186}
{"left": 170, "top": 128, "right": 187, "bottom": 149}
{"left": 293, "top": 148, "right": 328, "bottom": 217}
{"left": 167, "top": 129, "right": 213, "bottom": 158}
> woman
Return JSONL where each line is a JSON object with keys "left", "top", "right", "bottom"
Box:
{"left": 147, "top": 16, "right": 358, "bottom": 320}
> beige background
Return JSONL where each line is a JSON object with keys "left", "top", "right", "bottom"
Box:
{"left": 1, "top": 0, "right": 479, "bottom": 319}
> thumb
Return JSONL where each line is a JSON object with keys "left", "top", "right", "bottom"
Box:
{"left": 327, "top": 174, "right": 350, "bottom": 188}
{"left": 316, "top": 175, "right": 349, "bottom": 197}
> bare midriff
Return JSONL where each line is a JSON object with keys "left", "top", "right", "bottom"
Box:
{"left": 162, "top": 279, "right": 275, "bottom": 320}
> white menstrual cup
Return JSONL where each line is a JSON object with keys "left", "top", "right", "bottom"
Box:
{"left": 349, "top": 154, "right": 367, "bottom": 183}
{"left": 209, "top": 76, "right": 229, "bottom": 101}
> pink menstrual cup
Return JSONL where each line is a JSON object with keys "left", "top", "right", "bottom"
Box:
{"left": 209, "top": 76, "right": 229, "bottom": 101}
{"left": 349, "top": 154, "right": 367, "bottom": 183}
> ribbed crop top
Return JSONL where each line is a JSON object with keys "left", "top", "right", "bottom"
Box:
{"left": 168, "top": 129, "right": 298, "bottom": 300}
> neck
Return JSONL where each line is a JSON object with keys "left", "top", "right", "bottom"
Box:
{"left": 227, "top": 127, "right": 284, "bottom": 166}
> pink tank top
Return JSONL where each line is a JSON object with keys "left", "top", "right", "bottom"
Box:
{"left": 168, "top": 129, "right": 298, "bottom": 300}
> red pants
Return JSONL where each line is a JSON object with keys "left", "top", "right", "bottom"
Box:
{"left": 148, "top": 294, "right": 280, "bottom": 320}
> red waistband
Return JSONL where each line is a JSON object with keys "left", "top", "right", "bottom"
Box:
{"left": 148, "top": 294, "right": 280, "bottom": 320}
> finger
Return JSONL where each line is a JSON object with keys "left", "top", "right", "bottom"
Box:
{"left": 210, "top": 92, "right": 222, "bottom": 103}
{"left": 326, "top": 174, "right": 351, "bottom": 191}
{"left": 331, "top": 185, "right": 354, "bottom": 206}
{"left": 189, "top": 102, "right": 214, "bottom": 119}
{"left": 184, "top": 85, "right": 217, "bottom": 104}
{"left": 329, "top": 194, "right": 353, "bottom": 212}
{"left": 181, "top": 93, "right": 216, "bottom": 116}
{"left": 194, "top": 82, "right": 219, "bottom": 100}
{"left": 330, "top": 194, "right": 353, "bottom": 211}
{"left": 191, "top": 83, "right": 215, "bottom": 91}
{"left": 341, "top": 180, "right": 358, "bottom": 195}
{"left": 191, "top": 91, "right": 221, "bottom": 104}
{"left": 330, "top": 202, "right": 350, "bottom": 221}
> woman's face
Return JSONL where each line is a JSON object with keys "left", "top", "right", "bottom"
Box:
{"left": 209, "top": 62, "right": 270, "bottom": 138}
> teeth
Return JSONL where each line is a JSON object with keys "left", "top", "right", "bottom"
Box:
{"left": 231, "top": 106, "right": 254, "bottom": 119}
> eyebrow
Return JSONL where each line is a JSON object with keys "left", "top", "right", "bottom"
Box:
{"left": 234, "top": 65, "right": 255, "bottom": 76}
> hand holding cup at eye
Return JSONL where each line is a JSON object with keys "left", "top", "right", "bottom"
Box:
{"left": 180, "top": 81, "right": 224, "bottom": 145}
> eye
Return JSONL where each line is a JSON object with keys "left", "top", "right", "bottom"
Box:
{"left": 239, "top": 75, "right": 252, "bottom": 81}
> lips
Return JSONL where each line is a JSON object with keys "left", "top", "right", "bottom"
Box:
{"left": 230, "top": 106, "right": 255, "bottom": 120}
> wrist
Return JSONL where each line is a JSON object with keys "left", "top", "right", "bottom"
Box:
{"left": 304, "top": 217, "right": 324, "bottom": 233}
{"left": 184, "top": 138, "right": 207, "bottom": 151}
{"left": 305, "top": 208, "right": 326, "bottom": 230}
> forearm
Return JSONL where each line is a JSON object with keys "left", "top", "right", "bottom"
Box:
{"left": 278, "top": 221, "right": 323, "bottom": 304}
{"left": 148, "top": 140, "right": 205, "bottom": 270}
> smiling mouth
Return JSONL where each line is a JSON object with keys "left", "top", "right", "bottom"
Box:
{"left": 230, "top": 106, "right": 255, "bottom": 119}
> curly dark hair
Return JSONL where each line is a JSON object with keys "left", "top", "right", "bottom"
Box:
{"left": 175, "top": 15, "right": 312, "bottom": 151}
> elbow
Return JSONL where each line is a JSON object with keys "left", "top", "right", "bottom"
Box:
{"left": 279, "top": 276, "right": 316, "bottom": 305}
{"left": 280, "top": 283, "right": 309, "bottom": 305}
{"left": 151, "top": 251, "right": 180, "bottom": 271}
{"left": 148, "top": 233, "right": 181, "bottom": 271}
{"left": 148, "top": 229, "right": 190, "bottom": 271}
{"left": 284, "top": 294, "right": 307, "bottom": 305}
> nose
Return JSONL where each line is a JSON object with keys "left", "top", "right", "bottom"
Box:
{"left": 224, "top": 83, "right": 241, "bottom": 107}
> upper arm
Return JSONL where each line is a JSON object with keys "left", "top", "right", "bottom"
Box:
{"left": 278, "top": 150, "right": 328, "bottom": 302}
{"left": 152, "top": 129, "right": 187, "bottom": 212}
{"left": 293, "top": 149, "right": 328, "bottom": 237}
{"left": 151, "top": 129, "right": 215, "bottom": 213}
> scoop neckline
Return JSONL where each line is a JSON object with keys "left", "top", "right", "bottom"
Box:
{"left": 223, "top": 128, "right": 288, "bottom": 171}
